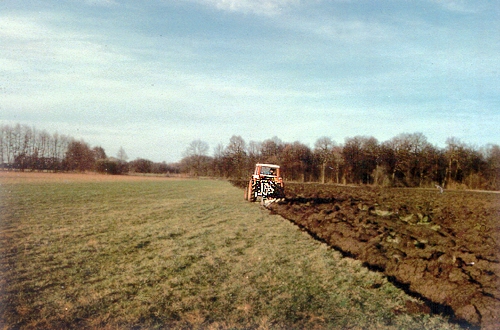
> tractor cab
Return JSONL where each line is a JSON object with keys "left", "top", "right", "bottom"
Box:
{"left": 254, "top": 164, "right": 281, "bottom": 180}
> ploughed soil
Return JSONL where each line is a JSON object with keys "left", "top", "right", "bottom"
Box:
{"left": 235, "top": 181, "right": 500, "bottom": 329}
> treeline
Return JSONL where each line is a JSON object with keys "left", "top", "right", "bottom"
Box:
{"left": 2, "top": 123, "right": 499, "bottom": 190}
{"left": 180, "top": 134, "right": 500, "bottom": 191}
{"left": 0, "top": 123, "right": 178, "bottom": 175}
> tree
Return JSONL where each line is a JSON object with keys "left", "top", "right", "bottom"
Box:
{"left": 343, "top": 136, "right": 378, "bottom": 184}
{"left": 182, "top": 140, "right": 210, "bottom": 177}
{"left": 10, "top": 124, "right": 33, "bottom": 171}
{"left": 49, "top": 132, "right": 69, "bottom": 172}
{"left": 129, "top": 158, "right": 153, "bottom": 173}
{"left": 117, "top": 146, "right": 128, "bottom": 163}
{"left": 443, "top": 137, "right": 467, "bottom": 188}
{"left": 385, "top": 133, "right": 433, "bottom": 187}
{"left": 213, "top": 143, "right": 227, "bottom": 177}
{"left": 247, "top": 140, "right": 262, "bottom": 170}
{"left": 32, "top": 129, "right": 51, "bottom": 170}
{"left": 153, "top": 161, "right": 176, "bottom": 174}
{"left": 281, "top": 141, "right": 313, "bottom": 182}
{"left": 96, "top": 159, "right": 122, "bottom": 175}
{"left": 64, "top": 140, "right": 95, "bottom": 172}
{"left": 332, "top": 144, "right": 344, "bottom": 184}
{"left": 0, "top": 124, "right": 6, "bottom": 166}
{"left": 184, "top": 139, "right": 209, "bottom": 158}
{"left": 260, "top": 136, "right": 283, "bottom": 164}
{"left": 2, "top": 124, "right": 13, "bottom": 165}
{"left": 224, "top": 135, "right": 247, "bottom": 178}
{"left": 484, "top": 144, "right": 500, "bottom": 190}
{"left": 314, "top": 136, "right": 336, "bottom": 184}
{"left": 92, "top": 146, "right": 107, "bottom": 161}
{"left": 407, "top": 133, "right": 433, "bottom": 187}
{"left": 423, "top": 144, "right": 446, "bottom": 187}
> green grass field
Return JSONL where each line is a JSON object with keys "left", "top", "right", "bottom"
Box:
{"left": 0, "top": 174, "right": 461, "bottom": 329}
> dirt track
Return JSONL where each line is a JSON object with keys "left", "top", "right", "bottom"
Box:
{"left": 262, "top": 183, "right": 500, "bottom": 329}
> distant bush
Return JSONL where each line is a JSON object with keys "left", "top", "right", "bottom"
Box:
{"left": 95, "top": 159, "right": 127, "bottom": 175}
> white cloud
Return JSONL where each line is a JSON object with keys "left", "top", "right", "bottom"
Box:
{"left": 429, "top": 0, "right": 480, "bottom": 13}
{"left": 83, "top": 0, "right": 118, "bottom": 7}
{"left": 0, "top": 58, "right": 24, "bottom": 73}
{"left": 0, "top": 16, "right": 52, "bottom": 41}
{"left": 0, "top": 14, "right": 124, "bottom": 72}
{"left": 185, "top": 0, "right": 301, "bottom": 15}
{"left": 290, "top": 16, "right": 394, "bottom": 44}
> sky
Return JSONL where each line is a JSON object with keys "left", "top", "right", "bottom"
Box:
{"left": 1, "top": 0, "right": 499, "bottom": 162}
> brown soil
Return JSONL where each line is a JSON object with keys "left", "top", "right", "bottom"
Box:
{"left": 264, "top": 183, "right": 500, "bottom": 329}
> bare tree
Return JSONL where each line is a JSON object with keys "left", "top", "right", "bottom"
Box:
{"left": 314, "top": 137, "right": 336, "bottom": 184}
{"left": 343, "top": 136, "right": 378, "bottom": 184}
{"left": 213, "top": 143, "right": 227, "bottom": 177}
{"left": 117, "top": 146, "right": 128, "bottom": 163}
{"left": 225, "top": 135, "right": 247, "bottom": 178}
{"left": 281, "top": 141, "right": 313, "bottom": 182}
{"left": 0, "top": 124, "right": 7, "bottom": 166}
{"left": 184, "top": 139, "right": 209, "bottom": 158}
{"left": 12, "top": 124, "right": 34, "bottom": 171}
{"left": 64, "top": 140, "right": 95, "bottom": 172}
{"left": 444, "top": 137, "right": 466, "bottom": 188}
{"left": 49, "top": 133, "right": 69, "bottom": 172}
{"left": 332, "top": 144, "right": 344, "bottom": 184}
{"left": 385, "top": 133, "right": 434, "bottom": 186}
{"left": 129, "top": 158, "right": 153, "bottom": 173}
{"left": 92, "top": 146, "right": 107, "bottom": 161}
{"left": 5, "top": 125, "right": 14, "bottom": 165}
{"left": 182, "top": 139, "right": 210, "bottom": 177}
{"left": 39, "top": 130, "right": 50, "bottom": 157}
{"left": 260, "top": 136, "right": 283, "bottom": 164}
{"left": 484, "top": 144, "right": 500, "bottom": 190}
{"left": 247, "top": 140, "right": 262, "bottom": 170}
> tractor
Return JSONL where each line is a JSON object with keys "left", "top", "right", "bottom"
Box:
{"left": 244, "top": 163, "right": 285, "bottom": 205}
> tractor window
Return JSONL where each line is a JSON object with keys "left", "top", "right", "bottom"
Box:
{"left": 261, "top": 167, "right": 276, "bottom": 176}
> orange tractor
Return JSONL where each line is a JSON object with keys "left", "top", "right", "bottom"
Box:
{"left": 244, "top": 163, "right": 285, "bottom": 204}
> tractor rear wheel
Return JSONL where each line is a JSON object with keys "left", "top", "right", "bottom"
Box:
{"left": 246, "top": 180, "right": 256, "bottom": 202}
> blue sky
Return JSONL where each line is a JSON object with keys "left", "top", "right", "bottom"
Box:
{"left": 1, "top": 0, "right": 499, "bottom": 162}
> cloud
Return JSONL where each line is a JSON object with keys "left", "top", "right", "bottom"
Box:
{"left": 0, "top": 12, "right": 291, "bottom": 129}
{"left": 185, "top": 0, "right": 301, "bottom": 15}
{"left": 0, "top": 13, "right": 122, "bottom": 69}
{"left": 290, "top": 16, "right": 394, "bottom": 45}
{"left": 83, "top": 0, "right": 118, "bottom": 7}
{"left": 0, "top": 16, "right": 52, "bottom": 42}
{"left": 429, "top": 0, "right": 480, "bottom": 13}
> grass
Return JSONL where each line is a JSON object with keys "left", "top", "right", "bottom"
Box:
{"left": 0, "top": 173, "right": 462, "bottom": 329}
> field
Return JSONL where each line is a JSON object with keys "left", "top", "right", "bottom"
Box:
{"left": 0, "top": 172, "right": 467, "bottom": 329}
{"left": 266, "top": 183, "right": 500, "bottom": 329}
